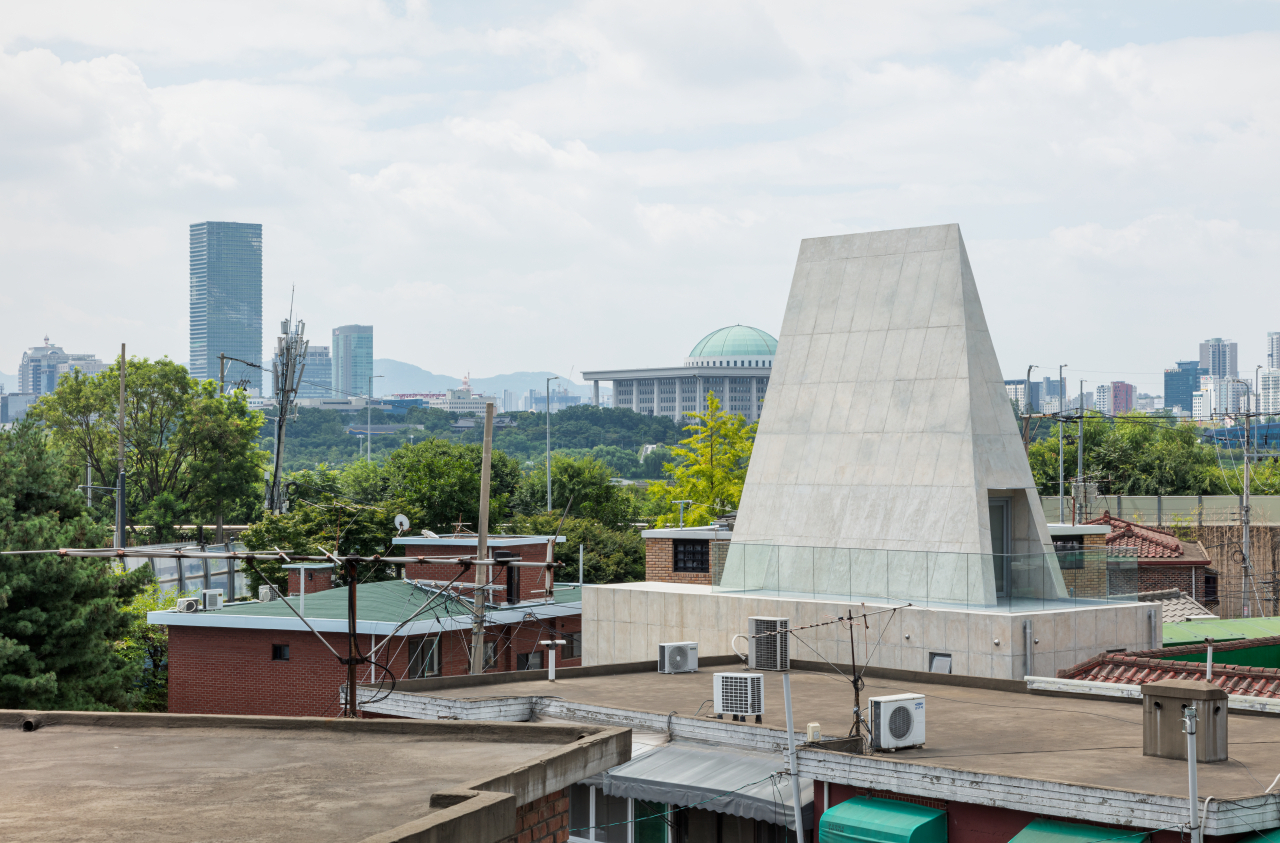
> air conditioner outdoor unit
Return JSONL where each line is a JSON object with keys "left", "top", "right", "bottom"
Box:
{"left": 658, "top": 642, "right": 699, "bottom": 674}
{"left": 748, "top": 617, "right": 790, "bottom": 671}
{"left": 870, "top": 693, "right": 926, "bottom": 751}
{"left": 176, "top": 597, "right": 202, "bottom": 614}
{"left": 258, "top": 585, "right": 281, "bottom": 603}
{"left": 202, "top": 590, "right": 224, "bottom": 611}
{"left": 714, "top": 672, "right": 764, "bottom": 717}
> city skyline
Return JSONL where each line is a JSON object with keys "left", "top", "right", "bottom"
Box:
{"left": 3, "top": 5, "right": 1280, "bottom": 387}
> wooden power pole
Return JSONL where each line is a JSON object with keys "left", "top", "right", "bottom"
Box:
{"left": 471, "top": 402, "right": 495, "bottom": 674}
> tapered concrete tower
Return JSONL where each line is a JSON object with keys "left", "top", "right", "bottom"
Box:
{"left": 731, "top": 224, "right": 1064, "bottom": 605}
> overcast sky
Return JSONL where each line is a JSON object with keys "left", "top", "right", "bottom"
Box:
{"left": 3, "top": 1, "right": 1279, "bottom": 394}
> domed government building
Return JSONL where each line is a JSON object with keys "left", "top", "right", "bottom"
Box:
{"left": 581, "top": 325, "right": 776, "bottom": 422}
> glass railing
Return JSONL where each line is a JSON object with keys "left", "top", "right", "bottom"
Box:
{"left": 712, "top": 542, "right": 1136, "bottom": 613}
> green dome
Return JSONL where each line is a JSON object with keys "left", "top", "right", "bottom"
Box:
{"left": 687, "top": 325, "right": 777, "bottom": 359}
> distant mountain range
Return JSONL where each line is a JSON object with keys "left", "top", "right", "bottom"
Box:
{"left": 371, "top": 359, "right": 604, "bottom": 399}
{"left": 0, "top": 372, "right": 16, "bottom": 392}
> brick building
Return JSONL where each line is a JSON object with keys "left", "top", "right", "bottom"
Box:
{"left": 1083, "top": 511, "right": 1215, "bottom": 603}
{"left": 641, "top": 525, "right": 733, "bottom": 586}
{"left": 392, "top": 533, "right": 568, "bottom": 603}
{"left": 156, "top": 578, "right": 583, "bottom": 717}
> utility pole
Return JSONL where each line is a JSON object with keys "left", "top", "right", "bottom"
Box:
{"left": 367, "top": 374, "right": 384, "bottom": 461}
{"left": 116, "top": 343, "right": 127, "bottom": 550}
{"left": 1077, "top": 380, "right": 1085, "bottom": 525}
{"left": 268, "top": 319, "right": 308, "bottom": 514}
{"left": 1059, "top": 365, "right": 1067, "bottom": 524}
{"left": 471, "top": 403, "right": 495, "bottom": 674}
{"left": 344, "top": 555, "right": 359, "bottom": 717}
{"left": 1243, "top": 387, "right": 1252, "bottom": 618}
{"left": 1021, "top": 365, "right": 1037, "bottom": 454}
{"left": 546, "top": 375, "right": 559, "bottom": 511}
{"left": 219, "top": 353, "right": 227, "bottom": 395}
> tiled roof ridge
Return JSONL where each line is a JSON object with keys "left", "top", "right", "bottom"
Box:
{"left": 1084, "top": 510, "right": 1183, "bottom": 556}
{"left": 1056, "top": 642, "right": 1280, "bottom": 698}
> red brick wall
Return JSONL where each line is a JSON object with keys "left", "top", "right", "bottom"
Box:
{"left": 1107, "top": 564, "right": 1210, "bottom": 600}
{"left": 644, "top": 538, "right": 727, "bottom": 585}
{"left": 287, "top": 568, "right": 335, "bottom": 597}
{"left": 499, "top": 788, "right": 568, "bottom": 843}
{"left": 404, "top": 542, "right": 554, "bottom": 602}
{"left": 168, "top": 611, "right": 582, "bottom": 717}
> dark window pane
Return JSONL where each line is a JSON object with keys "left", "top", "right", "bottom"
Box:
{"left": 272, "top": 644, "right": 289, "bottom": 661}
{"left": 594, "top": 790, "right": 628, "bottom": 843}
{"left": 635, "top": 800, "right": 667, "bottom": 843}
{"left": 673, "top": 540, "right": 709, "bottom": 573}
{"left": 569, "top": 784, "right": 591, "bottom": 839}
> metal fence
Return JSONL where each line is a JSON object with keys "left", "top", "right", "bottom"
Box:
{"left": 122, "top": 541, "right": 252, "bottom": 599}
{"left": 1040, "top": 495, "right": 1280, "bottom": 527}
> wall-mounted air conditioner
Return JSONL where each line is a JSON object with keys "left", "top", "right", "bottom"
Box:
{"left": 714, "top": 673, "right": 764, "bottom": 717}
{"left": 176, "top": 597, "right": 201, "bottom": 614}
{"left": 658, "top": 642, "right": 698, "bottom": 674}
{"left": 748, "top": 617, "right": 789, "bottom": 671}
{"left": 870, "top": 693, "right": 926, "bottom": 750}
{"left": 202, "top": 590, "right": 224, "bottom": 611}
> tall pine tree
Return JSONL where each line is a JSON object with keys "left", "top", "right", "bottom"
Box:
{"left": 0, "top": 419, "right": 149, "bottom": 710}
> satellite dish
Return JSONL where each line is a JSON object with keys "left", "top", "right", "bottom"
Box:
{"left": 394, "top": 514, "right": 411, "bottom": 532}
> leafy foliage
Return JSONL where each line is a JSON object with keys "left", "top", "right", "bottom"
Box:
{"left": 0, "top": 420, "right": 150, "bottom": 710}
{"left": 647, "top": 394, "right": 756, "bottom": 527}
{"left": 29, "top": 357, "right": 268, "bottom": 531}
{"left": 117, "top": 581, "right": 195, "bottom": 712}
{"left": 511, "top": 454, "right": 642, "bottom": 528}
{"left": 1028, "top": 413, "right": 1227, "bottom": 496}
{"left": 511, "top": 513, "right": 646, "bottom": 585}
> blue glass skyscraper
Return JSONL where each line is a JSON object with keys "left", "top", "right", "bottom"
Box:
{"left": 189, "top": 222, "right": 263, "bottom": 393}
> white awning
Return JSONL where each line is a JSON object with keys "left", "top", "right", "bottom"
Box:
{"left": 601, "top": 744, "right": 812, "bottom": 829}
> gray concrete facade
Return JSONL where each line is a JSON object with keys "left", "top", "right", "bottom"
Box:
{"left": 731, "top": 224, "right": 1063, "bottom": 604}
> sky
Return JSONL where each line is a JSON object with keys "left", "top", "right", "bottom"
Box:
{"left": 2, "top": 1, "right": 1279, "bottom": 395}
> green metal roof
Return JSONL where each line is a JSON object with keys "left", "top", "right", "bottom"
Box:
{"left": 1163, "top": 617, "right": 1280, "bottom": 647}
{"left": 819, "top": 796, "right": 946, "bottom": 843}
{"left": 688, "top": 325, "right": 777, "bottom": 358}
{"left": 1008, "top": 818, "right": 1149, "bottom": 843}
{"left": 229, "top": 580, "right": 474, "bottom": 624}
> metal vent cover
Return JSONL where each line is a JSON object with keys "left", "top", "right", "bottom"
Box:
{"left": 888, "top": 705, "right": 913, "bottom": 740}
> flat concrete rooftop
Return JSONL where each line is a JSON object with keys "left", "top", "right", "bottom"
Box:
{"left": 0, "top": 711, "right": 627, "bottom": 843}
{"left": 395, "top": 666, "right": 1280, "bottom": 801}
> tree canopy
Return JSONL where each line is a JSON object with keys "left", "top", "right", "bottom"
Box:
{"left": 29, "top": 356, "right": 268, "bottom": 535}
{"left": 647, "top": 394, "right": 756, "bottom": 527}
{"left": 0, "top": 420, "right": 150, "bottom": 710}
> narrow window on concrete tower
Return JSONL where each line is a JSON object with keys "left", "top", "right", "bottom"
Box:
{"left": 989, "top": 498, "right": 1010, "bottom": 598}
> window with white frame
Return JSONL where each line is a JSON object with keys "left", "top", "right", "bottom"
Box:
{"left": 568, "top": 784, "right": 671, "bottom": 843}
{"left": 406, "top": 636, "right": 439, "bottom": 679}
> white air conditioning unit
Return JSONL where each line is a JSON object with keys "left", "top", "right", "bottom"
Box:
{"left": 748, "top": 617, "right": 789, "bottom": 671}
{"left": 176, "top": 597, "right": 201, "bottom": 614}
{"left": 870, "top": 693, "right": 926, "bottom": 751}
{"left": 714, "top": 672, "right": 764, "bottom": 717}
{"left": 202, "top": 590, "right": 224, "bottom": 611}
{"left": 658, "top": 642, "right": 699, "bottom": 674}
{"left": 258, "top": 585, "right": 280, "bottom": 603}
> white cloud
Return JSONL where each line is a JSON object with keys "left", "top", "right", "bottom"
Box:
{"left": 0, "top": 2, "right": 1278, "bottom": 386}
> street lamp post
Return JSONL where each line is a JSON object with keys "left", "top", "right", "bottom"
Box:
{"left": 1059, "top": 364, "right": 1067, "bottom": 524}
{"left": 367, "top": 374, "right": 385, "bottom": 461}
{"left": 546, "top": 375, "right": 559, "bottom": 512}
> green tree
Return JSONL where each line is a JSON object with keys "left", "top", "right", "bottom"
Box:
{"left": 0, "top": 419, "right": 150, "bottom": 710}
{"left": 511, "top": 513, "right": 645, "bottom": 584}
{"left": 381, "top": 439, "right": 522, "bottom": 533}
{"left": 29, "top": 357, "right": 268, "bottom": 537}
{"left": 512, "top": 454, "right": 638, "bottom": 528}
{"left": 239, "top": 467, "right": 398, "bottom": 593}
{"left": 117, "top": 580, "right": 196, "bottom": 711}
{"left": 647, "top": 394, "right": 756, "bottom": 527}
{"left": 1028, "top": 413, "right": 1226, "bottom": 496}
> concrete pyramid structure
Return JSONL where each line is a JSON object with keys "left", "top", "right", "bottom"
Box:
{"left": 731, "top": 224, "right": 1065, "bottom": 605}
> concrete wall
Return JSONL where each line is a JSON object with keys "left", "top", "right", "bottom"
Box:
{"left": 581, "top": 582, "right": 1156, "bottom": 681}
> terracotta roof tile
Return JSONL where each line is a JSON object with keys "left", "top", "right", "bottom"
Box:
{"left": 1083, "top": 511, "right": 1195, "bottom": 560}
{"left": 1058, "top": 634, "right": 1280, "bottom": 698}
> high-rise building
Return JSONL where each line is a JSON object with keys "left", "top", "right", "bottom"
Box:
{"left": 1094, "top": 384, "right": 1111, "bottom": 416}
{"left": 1004, "top": 379, "right": 1041, "bottom": 412}
{"left": 189, "top": 222, "right": 263, "bottom": 393}
{"left": 1193, "top": 376, "right": 1250, "bottom": 420}
{"left": 1260, "top": 369, "right": 1280, "bottom": 417}
{"left": 1199, "top": 337, "right": 1238, "bottom": 380}
{"left": 18, "top": 336, "right": 106, "bottom": 395}
{"left": 1267, "top": 332, "right": 1280, "bottom": 369}
{"left": 332, "top": 324, "right": 373, "bottom": 397}
{"left": 1109, "top": 381, "right": 1135, "bottom": 414}
{"left": 1164, "top": 360, "right": 1207, "bottom": 415}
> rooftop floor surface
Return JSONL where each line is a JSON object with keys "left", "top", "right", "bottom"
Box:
{"left": 0, "top": 720, "right": 563, "bottom": 842}
{"left": 408, "top": 668, "right": 1280, "bottom": 800}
